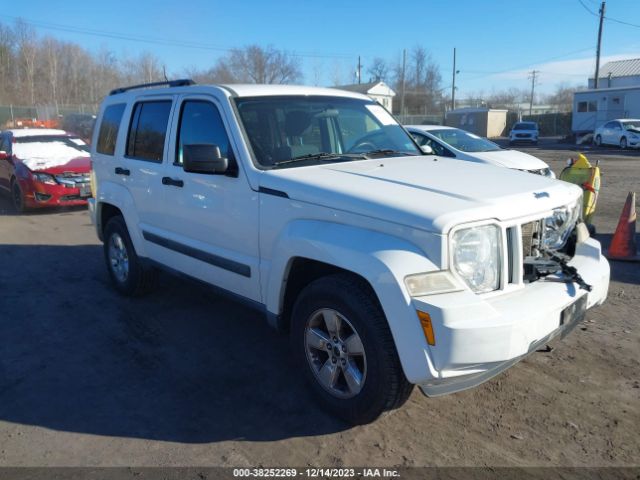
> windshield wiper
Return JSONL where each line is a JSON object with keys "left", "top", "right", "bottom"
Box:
{"left": 272, "top": 152, "right": 365, "bottom": 167}
{"left": 361, "top": 149, "right": 415, "bottom": 158}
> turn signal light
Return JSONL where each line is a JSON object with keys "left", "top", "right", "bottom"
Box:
{"left": 417, "top": 311, "right": 435, "bottom": 346}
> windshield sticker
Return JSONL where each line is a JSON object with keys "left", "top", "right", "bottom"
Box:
{"left": 366, "top": 104, "right": 396, "bottom": 126}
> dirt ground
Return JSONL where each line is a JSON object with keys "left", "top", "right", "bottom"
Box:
{"left": 0, "top": 141, "right": 638, "bottom": 468}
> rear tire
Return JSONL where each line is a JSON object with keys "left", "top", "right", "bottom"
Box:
{"left": 291, "top": 273, "right": 413, "bottom": 424}
{"left": 103, "top": 215, "right": 158, "bottom": 296}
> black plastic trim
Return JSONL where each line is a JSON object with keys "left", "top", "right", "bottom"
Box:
{"left": 258, "top": 187, "right": 289, "bottom": 198}
{"left": 142, "top": 231, "right": 251, "bottom": 277}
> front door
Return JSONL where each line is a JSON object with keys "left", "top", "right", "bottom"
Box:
{"left": 154, "top": 94, "right": 261, "bottom": 302}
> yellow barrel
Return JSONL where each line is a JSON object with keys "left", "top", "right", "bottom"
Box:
{"left": 559, "top": 153, "right": 601, "bottom": 224}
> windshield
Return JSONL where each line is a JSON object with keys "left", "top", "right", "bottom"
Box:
{"left": 234, "top": 96, "right": 420, "bottom": 168}
{"left": 622, "top": 121, "right": 640, "bottom": 130}
{"left": 427, "top": 128, "right": 502, "bottom": 152}
{"left": 513, "top": 123, "right": 537, "bottom": 130}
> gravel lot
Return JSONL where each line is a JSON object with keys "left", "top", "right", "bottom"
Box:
{"left": 0, "top": 142, "right": 638, "bottom": 468}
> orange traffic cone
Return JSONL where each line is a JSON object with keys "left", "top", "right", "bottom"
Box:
{"left": 605, "top": 192, "right": 639, "bottom": 261}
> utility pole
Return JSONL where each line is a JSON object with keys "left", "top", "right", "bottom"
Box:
{"left": 594, "top": 1, "right": 606, "bottom": 88}
{"left": 451, "top": 47, "right": 459, "bottom": 111}
{"left": 528, "top": 70, "right": 539, "bottom": 116}
{"left": 357, "top": 56, "right": 361, "bottom": 84}
{"left": 400, "top": 49, "right": 406, "bottom": 117}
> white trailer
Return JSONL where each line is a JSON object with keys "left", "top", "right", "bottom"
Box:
{"left": 572, "top": 85, "right": 640, "bottom": 135}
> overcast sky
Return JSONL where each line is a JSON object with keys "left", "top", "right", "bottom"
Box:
{"left": 4, "top": 0, "right": 640, "bottom": 97}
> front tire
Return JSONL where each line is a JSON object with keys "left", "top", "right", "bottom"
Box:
{"left": 11, "top": 180, "right": 25, "bottom": 214}
{"left": 620, "top": 137, "right": 627, "bottom": 149}
{"left": 103, "top": 215, "right": 158, "bottom": 296}
{"left": 291, "top": 273, "right": 413, "bottom": 424}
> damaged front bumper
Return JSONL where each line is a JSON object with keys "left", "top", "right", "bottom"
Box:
{"left": 411, "top": 237, "right": 609, "bottom": 397}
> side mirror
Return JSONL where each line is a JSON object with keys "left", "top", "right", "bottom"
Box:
{"left": 420, "top": 144, "right": 434, "bottom": 155}
{"left": 183, "top": 144, "right": 228, "bottom": 174}
{"left": 0, "top": 151, "right": 8, "bottom": 160}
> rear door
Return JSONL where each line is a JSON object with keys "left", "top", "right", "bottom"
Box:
{"left": 152, "top": 93, "right": 261, "bottom": 301}
{"left": 121, "top": 97, "right": 176, "bottom": 244}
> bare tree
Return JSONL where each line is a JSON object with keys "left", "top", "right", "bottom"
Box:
{"left": 15, "top": 20, "right": 37, "bottom": 105}
{"left": 392, "top": 46, "right": 442, "bottom": 114}
{"left": 213, "top": 45, "right": 302, "bottom": 84}
{"left": 544, "top": 83, "right": 579, "bottom": 112}
{"left": 367, "top": 57, "right": 388, "bottom": 82}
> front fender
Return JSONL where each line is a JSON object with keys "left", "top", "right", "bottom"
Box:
{"left": 97, "top": 181, "right": 147, "bottom": 257}
{"left": 264, "top": 220, "right": 442, "bottom": 383}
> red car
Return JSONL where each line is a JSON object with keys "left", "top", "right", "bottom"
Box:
{"left": 0, "top": 129, "right": 92, "bottom": 212}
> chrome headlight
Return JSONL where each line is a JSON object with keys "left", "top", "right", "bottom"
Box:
{"left": 542, "top": 200, "right": 581, "bottom": 250}
{"left": 451, "top": 224, "right": 501, "bottom": 293}
{"left": 32, "top": 172, "right": 57, "bottom": 185}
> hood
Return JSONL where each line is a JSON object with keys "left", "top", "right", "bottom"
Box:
{"left": 13, "top": 141, "right": 90, "bottom": 172}
{"left": 34, "top": 156, "right": 91, "bottom": 174}
{"left": 466, "top": 149, "right": 549, "bottom": 170}
{"left": 260, "top": 156, "right": 580, "bottom": 234}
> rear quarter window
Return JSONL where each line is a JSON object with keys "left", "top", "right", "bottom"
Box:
{"left": 96, "top": 103, "right": 126, "bottom": 155}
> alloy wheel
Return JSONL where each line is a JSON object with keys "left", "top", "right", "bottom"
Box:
{"left": 108, "top": 233, "right": 130, "bottom": 283}
{"left": 304, "top": 308, "right": 367, "bottom": 399}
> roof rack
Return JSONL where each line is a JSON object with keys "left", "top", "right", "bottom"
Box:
{"left": 109, "top": 78, "right": 196, "bottom": 96}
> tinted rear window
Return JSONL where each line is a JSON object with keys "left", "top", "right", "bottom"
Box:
{"left": 96, "top": 104, "right": 126, "bottom": 155}
{"left": 126, "top": 101, "right": 172, "bottom": 162}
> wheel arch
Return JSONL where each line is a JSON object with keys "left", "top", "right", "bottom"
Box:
{"left": 264, "top": 220, "right": 441, "bottom": 382}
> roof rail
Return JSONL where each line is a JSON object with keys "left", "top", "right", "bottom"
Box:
{"left": 109, "top": 78, "right": 196, "bottom": 96}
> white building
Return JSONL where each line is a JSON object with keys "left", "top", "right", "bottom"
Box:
{"left": 572, "top": 58, "right": 640, "bottom": 134}
{"left": 588, "top": 58, "right": 640, "bottom": 89}
{"left": 334, "top": 82, "right": 396, "bottom": 111}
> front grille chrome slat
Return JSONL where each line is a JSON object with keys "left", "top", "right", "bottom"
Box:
{"left": 54, "top": 172, "right": 90, "bottom": 188}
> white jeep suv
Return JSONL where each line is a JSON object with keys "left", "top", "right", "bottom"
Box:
{"left": 89, "top": 80, "right": 610, "bottom": 424}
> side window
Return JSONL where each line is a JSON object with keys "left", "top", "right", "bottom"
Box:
{"left": 96, "top": 103, "right": 126, "bottom": 155}
{"left": 176, "top": 100, "right": 234, "bottom": 166}
{"left": 126, "top": 101, "right": 172, "bottom": 162}
{"left": 604, "top": 121, "right": 615, "bottom": 129}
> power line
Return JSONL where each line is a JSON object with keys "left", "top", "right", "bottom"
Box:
{"left": 576, "top": 0, "right": 640, "bottom": 29}
{"left": 461, "top": 47, "right": 595, "bottom": 81}
{"left": 0, "top": 15, "right": 355, "bottom": 59}
{"left": 605, "top": 16, "right": 640, "bottom": 29}
{"left": 577, "top": 0, "right": 598, "bottom": 16}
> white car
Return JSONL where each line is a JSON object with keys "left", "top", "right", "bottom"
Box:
{"left": 594, "top": 119, "right": 640, "bottom": 149}
{"left": 406, "top": 125, "right": 554, "bottom": 177}
{"left": 509, "top": 121, "right": 539, "bottom": 145}
{"left": 89, "top": 81, "right": 609, "bottom": 424}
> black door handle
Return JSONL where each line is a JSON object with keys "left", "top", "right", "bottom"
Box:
{"left": 114, "top": 167, "right": 130, "bottom": 176}
{"left": 162, "top": 177, "right": 184, "bottom": 187}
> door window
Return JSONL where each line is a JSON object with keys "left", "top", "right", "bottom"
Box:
{"left": 176, "top": 100, "right": 234, "bottom": 166}
{"left": 126, "top": 101, "right": 172, "bottom": 162}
